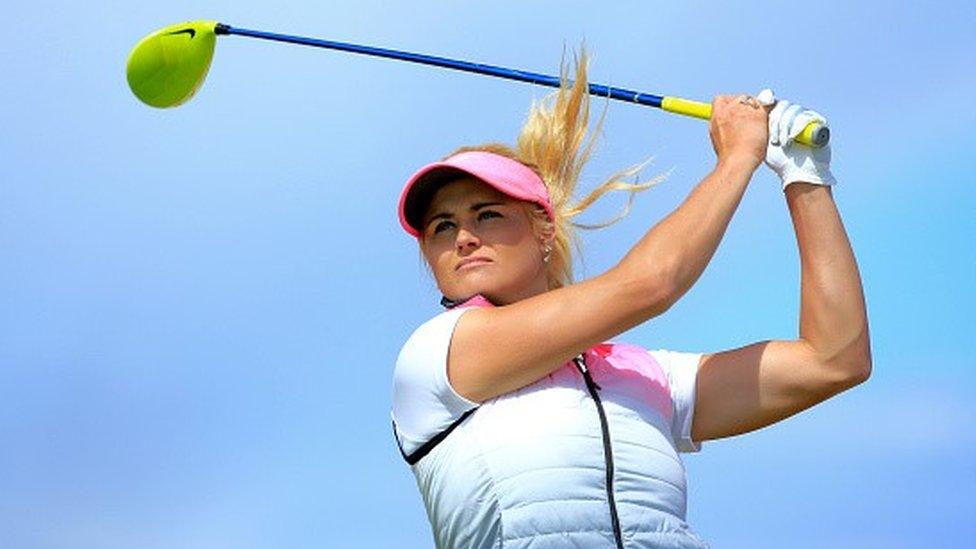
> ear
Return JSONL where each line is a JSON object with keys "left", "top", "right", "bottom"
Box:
{"left": 520, "top": 202, "right": 555, "bottom": 246}
{"left": 538, "top": 220, "right": 556, "bottom": 246}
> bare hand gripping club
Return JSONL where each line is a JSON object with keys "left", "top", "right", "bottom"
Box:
{"left": 126, "top": 20, "right": 829, "bottom": 148}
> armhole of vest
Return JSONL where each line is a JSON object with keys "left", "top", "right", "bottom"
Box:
{"left": 393, "top": 407, "right": 479, "bottom": 465}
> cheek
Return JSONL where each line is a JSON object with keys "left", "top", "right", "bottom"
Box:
{"left": 492, "top": 214, "right": 537, "bottom": 244}
{"left": 499, "top": 228, "right": 542, "bottom": 270}
{"left": 428, "top": 249, "right": 457, "bottom": 279}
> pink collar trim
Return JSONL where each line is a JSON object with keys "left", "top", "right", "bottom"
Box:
{"left": 441, "top": 294, "right": 496, "bottom": 309}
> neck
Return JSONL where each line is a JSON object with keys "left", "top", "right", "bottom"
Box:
{"left": 443, "top": 278, "right": 550, "bottom": 309}
{"left": 489, "top": 274, "right": 551, "bottom": 306}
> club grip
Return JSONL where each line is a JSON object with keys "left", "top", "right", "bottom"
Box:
{"left": 797, "top": 122, "right": 830, "bottom": 147}
{"left": 660, "top": 97, "right": 829, "bottom": 148}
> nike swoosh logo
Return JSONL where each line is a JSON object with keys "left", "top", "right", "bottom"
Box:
{"left": 167, "top": 28, "right": 196, "bottom": 39}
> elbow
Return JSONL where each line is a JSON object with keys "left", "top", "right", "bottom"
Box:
{"left": 853, "top": 341, "right": 873, "bottom": 384}
{"left": 824, "top": 329, "right": 873, "bottom": 393}
{"left": 816, "top": 355, "right": 870, "bottom": 400}
{"left": 845, "top": 325, "right": 873, "bottom": 388}
{"left": 841, "top": 357, "right": 872, "bottom": 389}
{"left": 852, "top": 347, "right": 873, "bottom": 385}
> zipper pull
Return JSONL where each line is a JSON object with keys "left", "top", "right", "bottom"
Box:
{"left": 573, "top": 355, "right": 602, "bottom": 391}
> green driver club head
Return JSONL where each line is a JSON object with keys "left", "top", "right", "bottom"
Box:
{"left": 126, "top": 20, "right": 219, "bottom": 108}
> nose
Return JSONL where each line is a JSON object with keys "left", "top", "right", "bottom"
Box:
{"left": 455, "top": 224, "right": 481, "bottom": 252}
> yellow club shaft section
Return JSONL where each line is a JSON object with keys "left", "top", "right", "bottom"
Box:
{"left": 661, "top": 96, "right": 713, "bottom": 120}
{"left": 661, "top": 96, "right": 827, "bottom": 147}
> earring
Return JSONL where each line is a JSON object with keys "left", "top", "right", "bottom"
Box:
{"left": 542, "top": 244, "right": 552, "bottom": 264}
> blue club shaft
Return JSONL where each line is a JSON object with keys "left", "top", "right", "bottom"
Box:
{"left": 215, "top": 24, "right": 665, "bottom": 109}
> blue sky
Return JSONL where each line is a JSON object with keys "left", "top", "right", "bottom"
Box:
{"left": 2, "top": 1, "right": 974, "bottom": 547}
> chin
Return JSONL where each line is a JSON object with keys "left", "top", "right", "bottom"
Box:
{"left": 444, "top": 267, "right": 530, "bottom": 304}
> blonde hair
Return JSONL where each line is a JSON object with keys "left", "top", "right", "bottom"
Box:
{"left": 423, "top": 48, "right": 664, "bottom": 290}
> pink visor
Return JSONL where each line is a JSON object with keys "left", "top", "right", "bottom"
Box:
{"left": 397, "top": 150, "right": 554, "bottom": 238}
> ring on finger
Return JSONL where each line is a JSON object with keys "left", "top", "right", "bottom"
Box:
{"left": 740, "top": 96, "right": 759, "bottom": 108}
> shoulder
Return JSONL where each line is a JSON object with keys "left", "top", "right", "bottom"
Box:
{"left": 646, "top": 348, "right": 705, "bottom": 373}
{"left": 397, "top": 307, "right": 471, "bottom": 365}
{"left": 392, "top": 306, "right": 482, "bottom": 413}
{"left": 645, "top": 347, "right": 704, "bottom": 396}
{"left": 392, "top": 307, "right": 481, "bottom": 453}
{"left": 646, "top": 347, "right": 704, "bottom": 453}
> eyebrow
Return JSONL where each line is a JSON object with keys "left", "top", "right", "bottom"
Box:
{"left": 424, "top": 201, "right": 507, "bottom": 228}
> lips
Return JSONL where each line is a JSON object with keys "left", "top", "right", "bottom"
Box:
{"left": 456, "top": 257, "right": 492, "bottom": 271}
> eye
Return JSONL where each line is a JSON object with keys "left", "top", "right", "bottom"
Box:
{"left": 432, "top": 220, "right": 455, "bottom": 234}
{"left": 478, "top": 210, "right": 502, "bottom": 221}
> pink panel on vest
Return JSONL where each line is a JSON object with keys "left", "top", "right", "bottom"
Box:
{"left": 587, "top": 342, "right": 673, "bottom": 422}
{"left": 447, "top": 296, "right": 673, "bottom": 420}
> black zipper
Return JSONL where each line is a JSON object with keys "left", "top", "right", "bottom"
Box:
{"left": 573, "top": 354, "right": 625, "bottom": 549}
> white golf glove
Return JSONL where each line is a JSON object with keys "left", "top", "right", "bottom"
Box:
{"left": 758, "top": 89, "right": 836, "bottom": 191}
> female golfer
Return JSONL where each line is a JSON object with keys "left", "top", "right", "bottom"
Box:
{"left": 391, "top": 56, "right": 870, "bottom": 548}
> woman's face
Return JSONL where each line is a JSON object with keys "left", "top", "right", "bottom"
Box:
{"left": 419, "top": 176, "right": 550, "bottom": 306}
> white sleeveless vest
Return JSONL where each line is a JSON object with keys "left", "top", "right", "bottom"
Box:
{"left": 393, "top": 295, "right": 707, "bottom": 548}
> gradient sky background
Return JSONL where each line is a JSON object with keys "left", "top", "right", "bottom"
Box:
{"left": 2, "top": 1, "right": 974, "bottom": 547}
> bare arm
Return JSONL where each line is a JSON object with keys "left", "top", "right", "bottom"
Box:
{"left": 691, "top": 183, "right": 872, "bottom": 442}
{"left": 450, "top": 96, "right": 769, "bottom": 403}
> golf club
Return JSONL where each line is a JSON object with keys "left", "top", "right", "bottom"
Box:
{"left": 126, "top": 20, "right": 829, "bottom": 147}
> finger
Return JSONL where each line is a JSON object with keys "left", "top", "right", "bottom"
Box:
{"left": 779, "top": 104, "right": 803, "bottom": 145}
{"left": 767, "top": 99, "right": 790, "bottom": 145}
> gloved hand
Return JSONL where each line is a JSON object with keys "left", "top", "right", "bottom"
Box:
{"left": 757, "top": 89, "right": 836, "bottom": 191}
